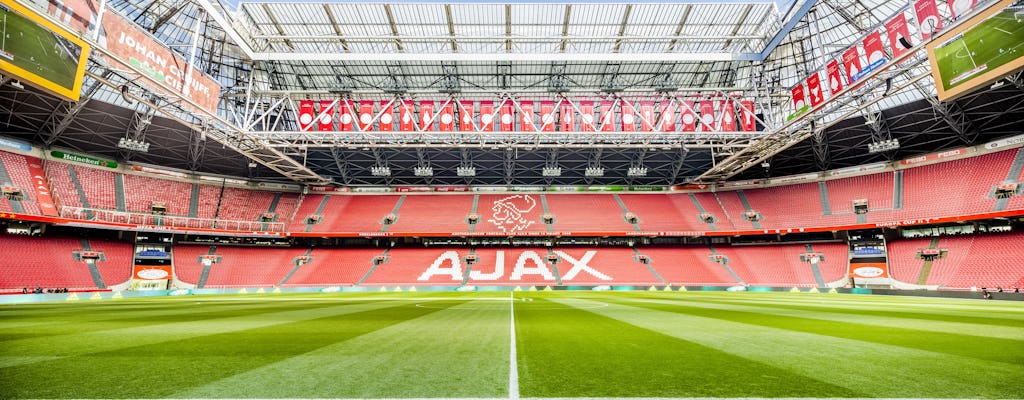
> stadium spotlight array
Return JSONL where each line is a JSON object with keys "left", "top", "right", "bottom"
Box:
{"left": 117, "top": 138, "right": 150, "bottom": 153}
{"left": 370, "top": 166, "right": 392, "bottom": 176}
{"left": 584, "top": 167, "right": 605, "bottom": 177}
{"left": 456, "top": 166, "right": 476, "bottom": 177}
{"left": 541, "top": 167, "right": 562, "bottom": 177}
{"left": 868, "top": 138, "right": 901, "bottom": 153}
{"left": 413, "top": 166, "right": 434, "bottom": 177}
{"left": 627, "top": 167, "right": 648, "bottom": 177}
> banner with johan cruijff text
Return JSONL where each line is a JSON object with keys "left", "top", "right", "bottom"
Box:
{"left": 44, "top": 0, "right": 221, "bottom": 114}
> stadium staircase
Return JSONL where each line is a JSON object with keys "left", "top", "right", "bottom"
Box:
{"left": 277, "top": 248, "right": 312, "bottom": 286}
{"left": 916, "top": 237, "right": 941, "bottom": 285}
{"left": 690, "top": 193, "right": 718, "bottom": 231}
{"left": 818, "top": 182, "right": 832, "bottom": 216}
{"left": 468, "top": 195, "right": 480, "bottom": 233}
{"left": 197, "top": 246, "right": 216, "bottom": 288}
{"left": 66, "top": 165, "right": 93, "bottom": 217}
{"left": 805, "top": 244, "right": 826, "bottom": 287}
{"left": 260, "top": 193, "right": 283, "bottom": 231}
{"left": 708, "top": 245, "right": 744, "bottom": 285}
{"left": 633, "top": 247, "right": 667, "bottom": 285}
{"left": 893, "top": 171, "right": 905, "bottom": 210}
{"left": 379, "top": 195, "right": 407, "bottom": 233}
{"left": 113, "top": 174, "right": 126, "bottom": 212}
{"left": 0, "top": 154, "right": 25, "bottom": 214}
{"left": 993, "top": 148, "right": 1024, "bottom": 211}
{"left": 735, "top": 191, "right": 763, "bottom": 230}
{"left": 540, "top": 195, "right": 555, "bottom": 233}
{"left": 356, "top": 248, "right": 391, "bottom": 285}
{"left": 612, "top": 194, "right": 642, "bottom": 232}
{"left": 546, "top": 247, "right": 564, "bottom": 286}
{"left": 306, "top": 195, "right": 331, "bottom": 232}
{"left": 79, "top": 238, "right": 106, "bottom": 289}
{"left": 188, "top": 184, "right": 201, "bottom": 217}
{"left": 460, "top": 247, "right": 476, "bottom": 286}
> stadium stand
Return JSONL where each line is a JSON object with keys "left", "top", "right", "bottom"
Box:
{"left": 177, "top": 245, "right": 301, "bottom": 287}
{"left": 898, "top": 151, "right": 1013, "bottom": 220}
{"left": 88, "top": 238, "right": 134, "bottom": 287}
{"left": 0, "top": 152, "right": 42, "bottom": 215}
{"left": 475, "top": 194, "right": 551, "bottom": 234}
{"left": 551, "top": 247, "right": 661, "bottom": 285}
{"left": 886, "top": 237, "right": 933, "bottom": 284}
{"left": 714, "top": 244, "right": 820, "bottom": 287}
{"left": 544, "top": 194, "right": 634, "bottom": 232}
{"left": 122, "top": 173, "right": 192, "bottom": 216}
{"left": 618, "top": 194, "right": 708, "bottom": 232}
{"left": 282, "top": 248, "right": 382, "bottom": 286}
{"left": 888, "top": 232, "right": 1024, "bottom": 289}
{"left": 171, "top": 245, "right": 212, "bottom": 285}
{"left": 361, "top": 247, "right": 470, "bottom": 286}
{"left": 638, "top": 246, "right": 740, "bottom": 286}
{"left": 308, "top": 195, "right": 401, "bottom": 232}
{"left": 0, "top": 234, "right": 130, "bottom": 290}
{"left": 385, "top": 195, "right": 474, "bottom": 233}
{"left": 740, "top": 183, "right": 824, "bottom": 229}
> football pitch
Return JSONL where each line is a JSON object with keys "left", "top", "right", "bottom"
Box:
{"left": 0, "top": 6, "right": 80, "bottom": 91}
{"left": 933, "top": 6, "right": 1024, "bottom": 91}
{"left": 0, "top": 292, "right": 1021, "bottom": 399}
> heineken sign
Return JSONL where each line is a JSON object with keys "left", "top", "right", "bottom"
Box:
{"left": 51, "top": 151, "right": 118, "bottom": 169}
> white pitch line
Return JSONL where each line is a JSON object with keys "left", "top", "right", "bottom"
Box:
{"left": 509, "top": 291, "right": 520, "bottom": 400}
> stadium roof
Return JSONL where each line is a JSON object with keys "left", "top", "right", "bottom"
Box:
{"left": 1, "top": 0, "right": 1023, "bottom": 186}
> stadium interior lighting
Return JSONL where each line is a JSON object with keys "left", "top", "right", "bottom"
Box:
{"left": 413, "top": 166, "right": 433, "bottom": 177}
{"left": 117, "top": 138, "right": 150, "bottom": 153}
{"left": 456, "top": 166, "right": 476, "bottom": 177}
{"left": 370, "top": 165, "right": 391, "bottom": 176}
{"left": 627, "top": 166, "right": 648, "bottom": 177}
{"left": 541, "top": 167, "right": 562, "bottom": 177}
{"left": 868, "top": 138, "right": 900, "bottom": 153}
{"left": 585, "top": 167, "right": 605, "bottom": 177}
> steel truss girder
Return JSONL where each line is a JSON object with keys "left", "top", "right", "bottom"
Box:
{"left": 249, "top": 131, "right": 760, "bottom": 150}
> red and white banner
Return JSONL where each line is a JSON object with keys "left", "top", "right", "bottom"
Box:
{"left": 297, "top": 100, "right": 315, "bottom": 131}
{"left": 378, "top": 101, "right": 395, "bottom": 131}
{"left": 47, "top": 0, "right": 222, "bottom": 114}
{"left": 699, "top": 100, "right": 715, "bottom": 131}
{"left": 399, "top": 101, "right": 416, "bottom": 132}
{"left": 339, "top": 100, "right": 354, "bottom": 131}
{"left": 459, "top": 101, "right": 475, "bottom": 132}
{"left": 599, "top": 101, "right": 615, "bottom": 132}
{"left": 480, "top": 102, "right": 495, "bottom": 131}
{"left": 826, "top": 60, "right": 845, "bottom": 94}
{"left": 540, "top": 101, "right": 556, "bottom": 132}
{"left": 26, "top": 157, "right": 57, "bottom": 216}
{"left": 419, "top": 101, "right": 434, "bottom": 132}
{"left": 659, "top": 101, "right": 675, "bottom": 132}
{"left": 638, "top": 101, "right": 656, "bottom": 132}
{"left": 849, "top": 262, "right": 889, "bottom": 279}
{"left": 739, "top": 100, "right": 756, "bottom": 132}
{"left": 133, "top": 265, "right": 173, "bottom": 280}
{"left": 519, "top": 101, "right": 535, "bottom": 132}
{"left": 680, "top": 100, "right": 697, "bottom": 132}
{"left": 862, "top": 30, "right": 888, "bottom": 65}
{"left": 842, "top": 47, "right": 863, "bottom": 84}
{"left": 318, "top": 100, "right": 334, "bottom": 131}
{"left": 806, "top": 72, "right": 824, "bottom": 108}
{"left": 948, "top": 0, "right": 977, "bottom": 19}
{"left": 439, "top": 102, "right": 455, "bottom": 131}
{"left": 358, "top": 101, "right": 375, "bottom": 131}
{"left": 719, "top": 100, "right": 737, "bottom": 132}
{"left": 621, "top": 101, "right": 636, "bottom": 132}
{"left": 499, "top": 102, "right": 514, "bottom": 132}
{"left": 914, "top": 0, "right": 944, "bottom": 40}
{"left": 885, "top": 13, "right": 914, "bottom": 59}
{"left": 791, "top": 84, "right": 807, "bottom": 111}
{"left": 579, "top": 101, "right": 595, "bottom": 132}
{"left": 560, "top": 102, "right": 575, "bottom": 132}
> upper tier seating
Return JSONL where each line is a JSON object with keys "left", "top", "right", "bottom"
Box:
{"left": 386, "top": 195, "right": 474, "bottom": 233}
{"left": 307, "top": 195, "right": 401, "bottom": 233}
{"left": 544, "top": 194, "right": 634, "bottom": 232}
{"left": 0, "top": 152, "right": 42, "bottom": 215}
{"left": 122, "top": 174, "right": 192, "bottom": 216}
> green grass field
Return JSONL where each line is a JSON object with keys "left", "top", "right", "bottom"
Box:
{"left": 933, "top": 5, "right": 1024, "bottom": 91}
{"left": 0, "top": 292, "right": 1021, "bottom": 399}
{"left": 0, "top": 6, "right": 81, "bottom": 91}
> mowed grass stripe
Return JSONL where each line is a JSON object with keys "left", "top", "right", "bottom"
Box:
{"left": 0, "top": 299, "right": 407, "bottom": 369}
{"left": 610, "top": 296, "right": 1024, "bottom": 364}
{"left": 0, "top": 301, "right": 444, "bottom": 399}
{"left": 173, "top": 299, "right": 510, "bottom": 399}
{"left": 514, "top": 297, "right": 859, "bottom": 398}
{"left": 552, "top": 296, "right": 1023, "bottom": 398}
{"left": 614, "top": 294, "right": 1024, "bottom": 341}
{"left": 685, "top": 293, "right": 1024, "bottom": 324}
{"left": 0, "top": 301, "right": 343, "bottom": 340}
